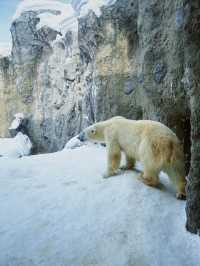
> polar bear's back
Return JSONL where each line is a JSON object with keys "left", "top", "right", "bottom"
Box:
{"left": 109, "top": 117, "right": 178, "bottom": 141}
{"left": 107, "top": 117, "right": 181, "bottom": 163}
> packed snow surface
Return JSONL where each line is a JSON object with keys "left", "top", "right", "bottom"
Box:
{"left": 0, "top": 144, "right": 199, "bottom": 266}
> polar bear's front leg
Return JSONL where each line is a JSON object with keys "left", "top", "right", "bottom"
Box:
{"left": 120, "top": 154, "right": 135, "bottom": 171}
{"left": 103, "top": 141, "right": 121, "bottom": 178}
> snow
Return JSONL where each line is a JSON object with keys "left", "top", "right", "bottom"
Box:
{"left": 12, "top": 0, "right": 117, "bottom": 37}
{"left": 0, "top": 132, "right": 32, "bottom": 158}
{"left": 1, "top": 0, "right": 117, "bottom": 57}
{"left": 0, "top": 144, "right": 200, "bottom": 266}
{"left": 78, "top": 0, "right": 117, "bottom": 16}
{"left": 0, "top": 42, "right": 11, "bottom": 57}
{"left": 9, "top": 113, "right": 25, "bottom": 130}
{"left": 64, "top": 135, "right": 86, "bottom": 149}
{"left": 13, "top": 0, "right": 77, "bottom": 34}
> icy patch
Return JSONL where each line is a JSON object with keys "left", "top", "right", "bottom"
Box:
{"left": 0, "top": 132, "right": 32, "bottom": 158}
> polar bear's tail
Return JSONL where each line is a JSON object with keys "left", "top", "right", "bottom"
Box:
{"left": 169, "top": 140, "right": 184, "bottom": 164}
{"left": 168, "top": 140, "right": 185, "bottom": 176}
{"left": 151, "top": 136, "right": 184, "bottom": 168}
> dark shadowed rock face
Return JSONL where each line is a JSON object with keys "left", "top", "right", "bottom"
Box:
{"left": 0, "top": 0, "right": 191, "bottom": 163}
{"left": 184, "top": 0, "right": 200, "bottom": 235}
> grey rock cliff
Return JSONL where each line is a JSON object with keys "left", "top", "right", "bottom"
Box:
{"left": 78, "top": 0, "right": 190, "bottom": 172}
{"left": 0, "top": 0, "right": 192, "bottom": 163}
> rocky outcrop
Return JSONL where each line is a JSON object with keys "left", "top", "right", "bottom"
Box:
{"left": 184, "top": 0, "right": 200, "bottom": 235}
{"left": 78, "top": 0, "right": 191, "bottom": 173}
{"left": 0, "top": 8, "right": 82, "bottom": 152}
{"left": 0, "top": 0, "right": 192, "bottom": 164}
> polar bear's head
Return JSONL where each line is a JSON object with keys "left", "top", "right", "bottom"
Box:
{"left": 78, "top": 124, "right": 104, "bottom": 142}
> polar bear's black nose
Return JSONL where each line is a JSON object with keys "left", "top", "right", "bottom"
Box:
{"left": 78, "top": 132, "right": 85, "bottom": 142}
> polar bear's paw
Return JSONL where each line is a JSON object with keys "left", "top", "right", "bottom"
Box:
{"left": 176, "top": 192, "right": 186, "bottom": 200}
{"left": 139, "top": 173, "right": 159, "bottom": 187}
{"left": 103, "top": 170, "right": 122, "bottom": 179}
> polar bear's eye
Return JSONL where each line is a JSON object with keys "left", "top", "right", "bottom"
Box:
{"left": 91, "top": 129, "right": 95, "bottom": 134}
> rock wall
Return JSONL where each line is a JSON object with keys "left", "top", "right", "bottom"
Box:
{"left": 0, "top": 10, "right": 83, "bottom": 152}
{"left": 184, "top": 0, "right": 200, "bottom": 234}
{"left": 0, "top": 0, "right": 190, "bottom": 164}
{"left": 78, "top": 0, "right": 191, "bottom": 172}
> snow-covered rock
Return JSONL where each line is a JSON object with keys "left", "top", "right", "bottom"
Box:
{"left": 12, "top": 0, "right": 117, "bottom": 37}
{"left": 0, "top": 145, "right": 199, "bottom": 266}
{"left": 0, "top": 132, "right": 32, "bottom": 158}
{"left": 64, "top": 135, "right": 85, "bottom": 149}
{"left": 13, "top": 0, "right": 77, "bottom": 43}
{"left": 9, "top": 113, "right": 25, "bottom": 130}
{"left": 72, "top": 0, "right": 117, "bottom": 16}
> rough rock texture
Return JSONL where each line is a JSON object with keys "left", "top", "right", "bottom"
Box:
{"left": 0, "top": 10, "right": 82, "bottom": 152}
{"left": 184, "top": 0, "right": 200, "bottom": 235}
{"left": 0, "top": 0, "right": 190, "bottom": 157}
{"left": 78, "top": 0, "right": 191, "bottom": 175}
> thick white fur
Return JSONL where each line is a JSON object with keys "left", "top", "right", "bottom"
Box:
{"left": 82, "top": 117, "right": 186, "bottom": 199}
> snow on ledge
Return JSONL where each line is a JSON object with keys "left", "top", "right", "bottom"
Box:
{"left": 9, "top": 113, "right": 25, "bottom": 131}
{"left": 13, "top": 0, "right": 77, "bottom": 34}
{"left": 13, "top": 0, "right": 74, "bottom": 21}
{"left": 12, "top": 0, "right": 117, "bottom": 36}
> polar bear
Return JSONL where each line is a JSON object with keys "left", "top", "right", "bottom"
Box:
{"left": 78, "top": 116, "right": 186, "bottom": 199}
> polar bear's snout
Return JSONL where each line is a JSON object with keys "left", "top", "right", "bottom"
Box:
{"left": 78, "top": 132, "right": 86, "bottom": 142}
{"left": 78, "top": 127, "right": 97, "bottom": 142}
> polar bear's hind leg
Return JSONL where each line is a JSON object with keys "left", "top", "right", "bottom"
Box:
{"left": 140, "top": 167, "right": 160, "bottom": 187}
{"left": 165, "top": 163, "right": 186, "bottom": 200}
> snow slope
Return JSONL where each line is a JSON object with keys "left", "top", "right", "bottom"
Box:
{"left": 0, "top": 145, "right": 199, "bottom": 266}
